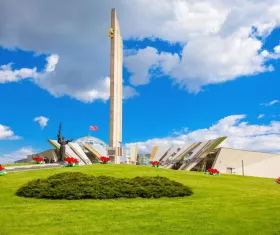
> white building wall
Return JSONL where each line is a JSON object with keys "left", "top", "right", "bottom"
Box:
{"left": 213, "top": 148, "right": 280, "bottom": 178}
{"left": 125, "top": 147, "right": 138, "bottom": 164}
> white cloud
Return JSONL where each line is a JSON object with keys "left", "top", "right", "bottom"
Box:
{"left": 0, "top": 56, "right": 137, "bottom": 103}
{"left": 45, "top": 54, "right": 59, "bottom": 72}
{"left": 0, "top": 54, "right": 57, "bottom": 84}
{"left": 0, "top": 124, "right": 20, "bottom": 140}
{"left": 35, "top": 75, "right": 137, "bottom": 103}
{"left": 0, "top": 146, "right": 38, "bottom": 164}
{"left": 122, "top": 1, "right": 280, "bottom": 91}
{"left": 0, "top": 63, "right": 37, "bottom": 84}
{"left": 172, "top": 127, "right": 189, "bottom": 136}
{"left": 124, "top": 47, "right": 179, "bottom": 86}
{"left": 261, "top": 100, "right": 279, "bottom": 106}
{"left": 121, "top": 0, "right": 229, "bottom": 41}
{"left": 33, "top": 116, "right": 49, "bottom": 129}
{"left": 258, "top": 114, "right": 265, "bottom": 119}
{"left": 274, "top": 45, "right": 280, "bottom": 54}
{"left": 172, "top": 40, "right": 279, "bottom": 92}
{"left": 269, "top": 100, "right": 279, "bottom": 106}
{"left": 123, "top": 85, "right": 139, "bottom": 99}
{"left": 126, "top": 115, "right": 280, "bottom": 154}
{"left": 0, "top": 1, "right": 280, "bottom": 98}
{"left": 125, "top": 41, "right": 280, "bottom": 92}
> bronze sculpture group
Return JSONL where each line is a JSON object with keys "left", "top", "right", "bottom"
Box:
{"left": 57, "top": 123, "right": 73, "bottom": 162}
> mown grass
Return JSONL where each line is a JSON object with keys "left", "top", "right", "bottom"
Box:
{"left": 0, "top": 164, "right": 280, "bottom": 235}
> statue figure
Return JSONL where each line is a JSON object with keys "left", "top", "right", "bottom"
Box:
{"left": 108, "top": 28, "right": 114, "bottom": 38}
{"left": 57, "top": 123, "right": 73, "bottom": 162}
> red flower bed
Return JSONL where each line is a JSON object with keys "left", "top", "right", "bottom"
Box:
{"left": 205, "top": 168, "right": 220, "bottom": 176}
{"left": 32, "top": 156, "right": 45, "bottom": 164}
{"left": 0, "top": 164, "right": 6, "bottom": 176}
{"left": 100, "top": 156, "right": 110, "bottom": 164}
{"left": 275, "top": 177, "right": 280, "bottom": 184}
{"left": 64, "top": 157, "right": 79, "bottom": 167}
{"left": 151, "top": 161, "right": 161, "bottom": 168}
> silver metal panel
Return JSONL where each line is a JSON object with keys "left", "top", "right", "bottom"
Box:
{"left": 179, "top": 138, "right": 223, "bottom": 171}
{"left": 168, "top": 145, "right": 190, "bottom": 161}
{"left": 160, "top": 146, "right": 181, "bottom": 162}
{"left": 68, "top": 142, "right": 91, "bottom": 164}
{"left": 153, "top": 146, "right": 170, "bottom": 161}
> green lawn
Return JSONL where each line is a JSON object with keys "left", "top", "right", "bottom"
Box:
{"left": 1, "top": 165, "right": 280, "bottom": 235}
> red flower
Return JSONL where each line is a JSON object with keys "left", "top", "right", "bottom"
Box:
{"left": 276, "top": 177, "right": 280, "bottom": 184}
{"left": 207, "top": 168, "right": 220, "bottom": 174}
{"left": 0, "top": 164, "right": 5, "bottom": 171}
{"left": 65, "top": 157, "right": 79, "bottom": 164}
{"left": 32, "top": 156, "right": 44, "bottom": 163}
{"left": 100, "top": 156, "right": 110, "bottom": 163}
{"left": 151, "top": 161, "right": 161, "bottom": 166}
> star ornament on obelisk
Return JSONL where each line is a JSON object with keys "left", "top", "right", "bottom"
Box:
{"left": 108, "top": 8, "right": 123, "bottom": 164}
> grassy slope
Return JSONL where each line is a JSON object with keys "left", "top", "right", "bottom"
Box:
{"left": 0, "top": 165, "right": 280, "bottom": 235}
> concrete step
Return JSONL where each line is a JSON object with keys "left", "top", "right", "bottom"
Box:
{"left": 5, "top": 163, "right": 62, "bottom": 172}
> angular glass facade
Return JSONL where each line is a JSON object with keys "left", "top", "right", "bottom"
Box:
{"left": 74, "top": 136, "right": 108, "bottom": 156}
{"left": 137, "top": 154, "right": 151, "bottom": 165}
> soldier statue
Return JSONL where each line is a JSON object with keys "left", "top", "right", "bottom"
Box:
{"left": 57, "top": 123, "right": 73, "bottom": 162}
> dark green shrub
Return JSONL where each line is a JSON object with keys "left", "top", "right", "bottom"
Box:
{"left": 16, "top": 172, "right": 193, "bottom": 200}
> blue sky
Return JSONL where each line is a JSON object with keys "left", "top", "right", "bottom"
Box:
{"left": 1, "top": 0, "right": 280, "bottom": 163}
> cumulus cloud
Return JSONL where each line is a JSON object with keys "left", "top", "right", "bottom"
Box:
{"left": 123, "top": 1, "right": 280, "bottom": 91}
{"left": 125, "top": 39, "right": 280, "bottom": 92}
{"left": 0, "top": 54, "right": 137, "bottom": 103}
{"left": 0, "top": 124, "right": 20, "bottom": 140}
{"left": 1, "top": 0, "right": 280, "bottom": 99}
{"left": 45, "top": 54, "right": 59, "bottom": 72}
{"left": 0, "top": 63, "right": 37, "bottom": 84}
{"left": 33, "top": 116, "right": 49, "bottom": 129}
{"left": 0, "top": 146, "right": 38, "bottom": 164}
{"left": 123, "top": 85, "right": 139, "bottom": 99}
{"left": 261, "top": 100, "right": 279, "bottom": 106}
{"left": 125, "top": 115, "right": 280, "bottom": 154}
{"left": 0, "top": 54, "right": 57, "bottom": 83}
{"left": 0, "top": 0, "right": 142, "bottom": 103}
{"left": 124, "top": 47, "right": 179, "bottom": 86}
{"left": 258, "top": 114, "right": 265, "bottom": 119}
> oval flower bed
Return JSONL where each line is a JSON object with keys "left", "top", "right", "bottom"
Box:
{"left": 32, "top": 156, "right": 45, "bottom": 164}
{"left": 151, "top": 161, "right": 161, "bottom": 168}
{"left": 100, "top": 156, "right": 110, "bottom": 164}
{"left": 64, "top": 157, "right": 79, "bottom": 167}
{"left": 16, "top": 172, "right": 193, "bottom": 200}
{"left": 205, "top": 168, "right": 220, "bottom": 176}
{"left": 275, "top": 177, "right": 280, "bottom": 184}
{"left": 0, "top": 164, "right": 6, "bottom": 176}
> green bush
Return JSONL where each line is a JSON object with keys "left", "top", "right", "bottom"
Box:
{"left": 16, "top": 172, "right": 193, "bottom": 200}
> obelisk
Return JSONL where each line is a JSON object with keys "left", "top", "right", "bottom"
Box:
{"left": 108, "top": 8, "right": 123, "bottom": 164}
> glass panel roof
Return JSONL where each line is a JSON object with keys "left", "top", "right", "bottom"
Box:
{"left": 74, "top": 136, "right": 108, "bottom": 149}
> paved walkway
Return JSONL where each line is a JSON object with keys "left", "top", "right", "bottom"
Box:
{"left": 5, "top": 163, "right": 62, "bottom": 172}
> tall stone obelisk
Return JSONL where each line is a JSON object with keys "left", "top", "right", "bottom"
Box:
{"left": 108, "top": 8, "right": 123, "bottom": 164}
